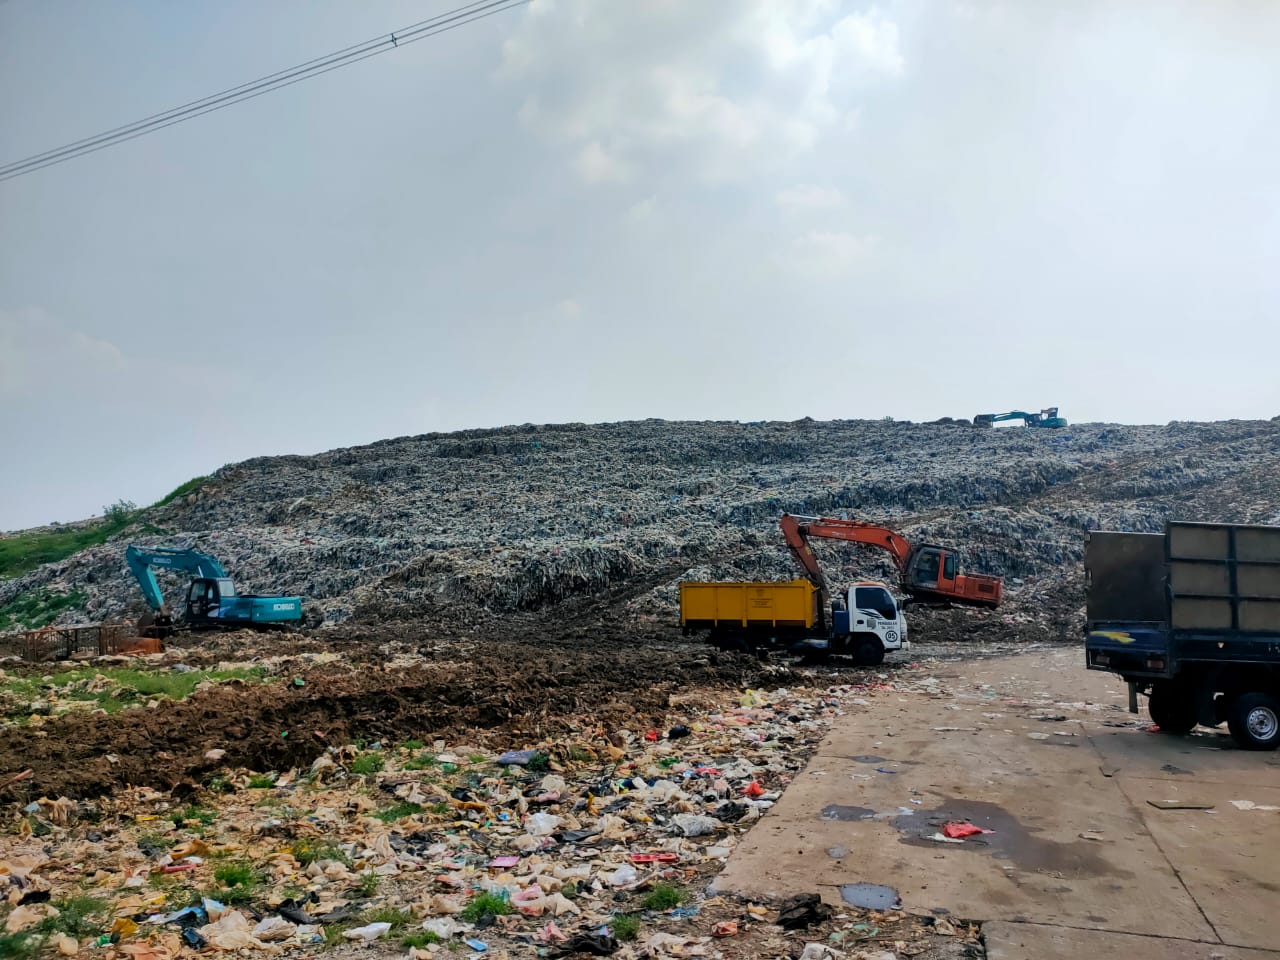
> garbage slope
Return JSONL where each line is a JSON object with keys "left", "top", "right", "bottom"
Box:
{"left": 4, "top": 417, "right": 1280, "bottom": 640}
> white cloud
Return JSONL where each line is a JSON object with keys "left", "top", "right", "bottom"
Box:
{"left": 623, "top": 195, "right": 658, "bottom": 225}
{"left": 0, "top": 309, "right": 125, "bottom": 396}
{"left": 575, "top": 140, "right": 631, "bottom": 183}
{"left": 776, "top": 184, "right": 846, "bottom": 210}
{"left": 782, "top": 229, "right": 880, "bottom": 277}
{"left": 502, "top": 1, "right": 905, "bottom": 184}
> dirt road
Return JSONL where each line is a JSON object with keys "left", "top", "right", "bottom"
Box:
{"left": 714, "top": 647, "right": 1280, "bottom": 959}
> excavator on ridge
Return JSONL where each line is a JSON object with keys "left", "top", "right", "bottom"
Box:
{"left": 780, "top": 514, "right": 1003, "bottom": 610}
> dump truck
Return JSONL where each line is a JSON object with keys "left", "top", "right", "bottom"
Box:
{"left": 1085, "top": 521, "right": 1280, "bottom": 750}
{"left": 680, "top": 578, "right": 907, "bottom": 665}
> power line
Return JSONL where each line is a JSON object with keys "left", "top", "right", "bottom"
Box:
{"left": 0, "top": 0, "right": 529, "bottom": 182}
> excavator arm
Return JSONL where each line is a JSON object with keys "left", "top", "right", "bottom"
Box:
{"left": 125, "top": 545, "right": 229, "bottom": 611}
{"left": 780, "top": 514, "right": 914, "bottom": 615}
{"left": 779, "top": 514, "right": 1003, "bottom": 609}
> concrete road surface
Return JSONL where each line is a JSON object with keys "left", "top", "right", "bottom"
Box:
{"left": 714, "top": 647, "right": 1280, "bottom": 959}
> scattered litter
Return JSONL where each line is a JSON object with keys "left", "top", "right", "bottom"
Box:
{"left": 1147, "top": 799, "right": 1215, "bottom": 810}
{"left": 1229, "top": 800, "right": 1280, "bottom": 811}
{"left": 777, "top": 893, "right": 834, "bottom": 930}
{"left": 942, "top": 822, "right": 993, "bottom": 839}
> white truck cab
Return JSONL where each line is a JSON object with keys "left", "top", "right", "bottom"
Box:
{"left": 803, "top": 580, "right": 909, "bottom": 665}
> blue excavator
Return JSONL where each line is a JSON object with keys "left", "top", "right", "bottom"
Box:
{"left": 125, "top": 545, "right": 303, "bottom": 635}
{"left": 973, "top": 407, "right": 1068, "bottom": 429}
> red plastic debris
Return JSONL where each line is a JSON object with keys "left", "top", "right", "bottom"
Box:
{"left": 742, "top": 781, "right": 766, "bottom": 798}
{"left": 942, "top": 821, "right": 993, "bottom": 839}
{"left": 644, "top": 729, "right": 660, "bottom": 742}
{"left": 629, "top": 852, "right": 678, "bottom": 864}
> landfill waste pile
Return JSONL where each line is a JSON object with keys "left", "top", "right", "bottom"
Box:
{"left": 4, "top": 417, "right": 1280, "bottom": 646}
{"left": 0, "top": 656, "right": 980, "bottom": 960}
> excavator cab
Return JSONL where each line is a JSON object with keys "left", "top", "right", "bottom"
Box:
{"left": 185, "top": 577, "right": 236, "bottom": 621}
{"left": 907, "top": 546, "right": 956, "bottom": 592}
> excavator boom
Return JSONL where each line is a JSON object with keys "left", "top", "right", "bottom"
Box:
{"left": 779, "top": 514, "right": 1002, "bottom": 609}
{"left": 125, "top": 545, "right": 229, "bottom": 611}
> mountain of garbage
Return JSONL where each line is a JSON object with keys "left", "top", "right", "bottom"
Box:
{"left": 4, "top": 417, "right": 1280, "bottom": 642}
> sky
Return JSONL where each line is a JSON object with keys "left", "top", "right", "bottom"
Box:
{"left": 2, "top": 0, "right": 1279, "bottom": 530}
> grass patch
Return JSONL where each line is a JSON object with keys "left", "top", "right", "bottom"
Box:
{"left": 355, "top": 872, "right": 382, "bottom": 898}
{"left": 0, "top": 514, "right": 134, "bottom": 582}
{"left": 210, "top": 861, "right": 264, "bottom": 904}
{"left": 374, "top": 802, "right": 422, "bottom": 823}
{"left": 153, "top": 476, "right": 210, "bottom": 509}
{"left": 610, "top": 914, "right": 640, "bottom": 941}
{"left": 362, "top": 906, "right": 411, "bottom": 929}
{"left": 0, "top": 665, "right": 267, "bottom": 720}
{"left": 401, "top": 931, "right": 442, "bottom": 949}
{"left": 460, "top": 892, "right": 513, "bottom": 922}
{"left": 0, "top": 588, "right": 87, "bottom": 630}
{"left": 290, "top": 838, "right": 351, "bottom": 867}
{"left": 641, "top": 883, "right": 687, "bottom": 912}
{"left": 172, "top": 805, "right": 216, "bottom": 828}
{"left": 350, "top": 753, "right": 385, "bottom": 776}
{"left": 38, "top": 894, "right": 111, "bottom": 938}
{"left": 567, "top": 745, "right": 594, "bottom": 763}
{"left": 526, "top": 752, "right": 551, "bottom": 772}
{"left": 0, "top": 931, "right": 40, "bottom": 960}
{"left": 466, "top": 753, "right": 488, "bottom": 764}
{"left": 403, "top": 755, "right": 436, "bottom": 771}
{"left": 246, "top": 774, "right": 275, "bottom": 789}
{"left": 401, "top": 739, "right": 425, "bottom": 751}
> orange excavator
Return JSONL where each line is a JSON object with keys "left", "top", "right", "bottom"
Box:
{"left": 780, "top": 514, "right": 1003, "bottom": 610}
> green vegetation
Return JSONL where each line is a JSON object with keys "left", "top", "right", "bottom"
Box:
{"left": 641, "top": 883, "right": 688, "bottom": 912}
{"left": 526, "top": 752, "right": 551, "bottom": 772}
{"left": 0, "top": 475, "right": 209, "bottom": 582}
{"left": 0, "top": 514, "right": 134, "bottom": 581}
{"left": 355, "top": 872, "right": 382, "bottom": 898}
{"left": 0, "top": 931, "right": 40, "bottom": 960}
{"left": 403, "top": 754, "right": 436, "bottom": 771}
{"left": 0, "top": 588, "right": 87, "bottom": 631}
{"left": 466, "top": 753, "right": 488, "bottom": 764}
{"left": 39, "top": 895, "right": 111, "bottom": 938}
{"left": 401, "top": 931, "right": 442, "bottom": 949}
{"left": 0, "top": 665, "right": 266, "bottom": 722}
{"left": 172, "top": 805, "right": 216, "bottom": 828}
{"left": 460, "top": 892, "right": 513, "bottom": 922}
{"left": 246, "top": 774, "right": 275, "bottom": 789}
{"left": 610, "top": 914, "right": 640, "bottom": 941}
{"left": 153, "top": 476, "right": 210, "bottom": 509}
{"left": 350, "top": 753, "right": 385, "bottom": 776}
{"left": 401, "top": 739, "right": 425, "bottom": 751}
{"left": 208, "top": 861, "right": 263, "bottom": 905}
{"left": 362, "top": 905, "right": 411, "bottom": 929}
{"left": 374, "top": 801, "right": 423, "bottom": 823}
{"left": 290, "top": 838, "right": 351, "bottom": 867}
{"left": 567, "top": 745, "right": 594, "bottom": 763}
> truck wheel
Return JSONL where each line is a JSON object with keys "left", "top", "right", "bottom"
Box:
{"left": 1148, "top": 682, "right": 1197, "bottom": 734}
{"left": 852, "top": 637, "right": 885, "bottom": 667}
{"left": 1227, "top": 692, "right": 1280, "bottom": 751}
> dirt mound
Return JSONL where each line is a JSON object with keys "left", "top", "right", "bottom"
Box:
{"left": 0, "top": 634, "right": 788, "bottom": 803}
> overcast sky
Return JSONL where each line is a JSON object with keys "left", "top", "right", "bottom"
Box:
{"left": 2, "top": 0, "right": 1278, "bottom": 530}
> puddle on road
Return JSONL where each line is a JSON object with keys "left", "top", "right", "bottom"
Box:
{"left": 825, "top": 846, "right": 849, "bottom": 859}
{"left": 821, "top": 804, "right": 875, "bottom": 821}
{"left": 849, "top": 755, "right": 887, "bottom": 764}
{"left": 890, "top": 798, "right": 1120, "bottom": 877}
{"left": 839, "top": 882, "right": 902, "bottom": 910}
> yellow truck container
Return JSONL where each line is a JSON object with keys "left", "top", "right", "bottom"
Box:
{"left": 679, "top": 580, "right": 817, "bottom": 630}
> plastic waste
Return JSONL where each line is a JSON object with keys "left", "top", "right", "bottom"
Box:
{"left": 198, "top": 910, "right": 264, "bottom": 950}
{"left": 344, "top": 922, "right": 392, "bottom": 941}
{"left": 942, "top": 821, "right": 993, "bottom": 838}
{"left": 671, "top": 814, "right": 721, "bottom": 837}
{"left": 497, "top": 749, "right": 537, "bottom": 766}
{"left": 525, "top": 812, "right": 562, "bottom": 836}
{"left": 607, "top": 864, "right": 638, "bottom": 887}
{"left": 252, "top": 916, "right": 297, "bottom": 941}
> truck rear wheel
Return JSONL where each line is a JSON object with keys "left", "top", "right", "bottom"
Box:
{"left": 1148, "top": 682, "right": 1197, "bottom": 734}
{"left": 852, "top": 636, "right": 885, "bottom": 667}
{"left": 1226, "top": 692, "right": 1280, "bottom": 751}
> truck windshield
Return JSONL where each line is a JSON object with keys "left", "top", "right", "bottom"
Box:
{"left": 854, "top": 587, "right": 896, "bottom": 620}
